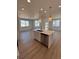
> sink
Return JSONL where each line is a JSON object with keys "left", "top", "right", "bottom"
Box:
{"left": 37, "top": 30, "right": 43, "bottom": 32}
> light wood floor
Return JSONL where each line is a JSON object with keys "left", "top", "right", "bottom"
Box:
{"left": 18, "top": 30, "right": 61, "bottom": 59}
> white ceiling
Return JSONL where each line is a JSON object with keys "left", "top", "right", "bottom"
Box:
{"left": 18, "top": 0, "right": 61, "bottom": 19}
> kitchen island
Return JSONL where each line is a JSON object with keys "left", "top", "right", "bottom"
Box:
{"left": 34, "top": 29, "right": 54, "bottom": 48}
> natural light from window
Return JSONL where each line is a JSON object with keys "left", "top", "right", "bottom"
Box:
{"left": 45, "top": 22, "right": 49, "bottom": 30}
{"left": 35, "top": 20, "right": 40, "bottom": 27}
{"left": 53, "top": 20, "right": 60, "bottom": 27}
{"left": 20, "top": 20, "right": 29, "bottom": 27}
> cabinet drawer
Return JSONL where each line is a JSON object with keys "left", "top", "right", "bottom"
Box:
{"left": 41, "top": 33, "right": 48, "bottom": 46}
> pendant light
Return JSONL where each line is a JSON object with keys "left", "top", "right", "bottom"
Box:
{"left": 39, "top": 8, "right": 44, "bottom": 20}
{"left": 27, "top": 0, "right": 31, "bottom": 3}
{"left": 48, "top": 6, "right": 52, "bottom": 21}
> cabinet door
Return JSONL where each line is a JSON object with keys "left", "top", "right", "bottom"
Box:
{"left": 41, "top": 33, "right": 48, "bottom": 46}
{"left": 34, "top": 31, "right": 40, "bottom": 41}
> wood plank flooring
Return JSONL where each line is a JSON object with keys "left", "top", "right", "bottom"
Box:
{"left": 18, "top": 30, "right": 61, "bottom": 59}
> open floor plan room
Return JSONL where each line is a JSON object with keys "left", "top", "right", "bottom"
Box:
{"left": 17, "top": 0, "right": 61, "bottom": 59}
{"left": 18, "top": 30, "right": 61, "bottom": 59}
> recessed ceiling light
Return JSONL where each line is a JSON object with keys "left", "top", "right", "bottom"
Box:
{"left": 27, "top": 0, "right": 31, "bottom": 3}
{"left": 40, "top": 8, "right": 43, "bottom": 11}
{"left": 59, "top": 5, "right": 61, "bottom": 8}
{"left": 21, "top": 8, "right": 24, "bottom": 10}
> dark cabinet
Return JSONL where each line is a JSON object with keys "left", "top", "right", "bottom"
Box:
{"left": 41, "top": 33, "right": 49, "bottom": 47}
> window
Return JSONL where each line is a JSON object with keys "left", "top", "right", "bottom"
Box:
{"left": 35, "top": 20, "right": 40, "bottom": 27}
{"left": 25, "top": 21, "right": 29, "bottom": 26}
{"left": 20, "top": 20, "right": 29, "bottom": 27}
{"left": 53, "top": 20, "right": 60, "bottom": 27}
{"left": 45, "top": 22, "right": 49, "bottom": 30}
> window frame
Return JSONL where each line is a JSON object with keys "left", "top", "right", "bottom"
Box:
{"left": 53, "top": 20, "right": 60, "bottom": 27}
{"left": 20, "top": 20, "right": 29, "bottom": 27}
{"left": 34, "top": 20, "right": 40, "bottom": 27}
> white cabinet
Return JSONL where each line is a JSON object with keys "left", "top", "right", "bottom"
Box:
{"left": 34, "top": 31, "right": 41, "bottom": 41}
